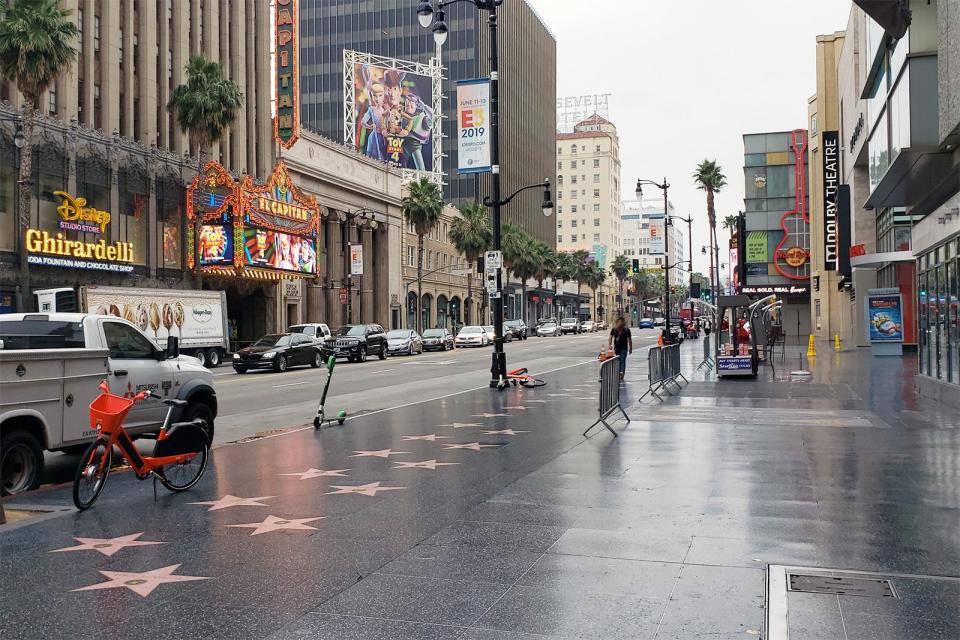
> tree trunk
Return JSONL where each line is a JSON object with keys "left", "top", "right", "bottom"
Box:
{"left": 416, "top": 233, "right": 424, "bottom": 333}
{"left": 521, "top": 281, "right": 527, "bottom": 326}
{"left": 16, "top": 100, "right": 36, "bottom": 312}
{"left": 465, "top": 272, "right": 472, "bottom": 327}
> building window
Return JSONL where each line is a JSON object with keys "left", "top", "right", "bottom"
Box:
{"left": 571, "top": 219, "right": 578, "bottom": 228}
{"left": 557, "top": 206, "right": 562, "bottom": 214}
{"left": 94, "top": 15, "right": 101, "bottom": 52}
{"left": 557, "top": 175, "right": 563, "bottom": 185}
{"left": 157, "top": 176, "right": 183, "bottom": 269}
{"left": 593, "top": 218, "right": 600, "bottom": 227}
{"left": 593, "top": 189, "right": 600, "bottom": 198}
{"left": 557, "top": 161, "right": 562, "bottom": 170}
{"left": 570, "top": 235, "right": 577, "bottom": 243}
{"left": 47, "top": 86, "right": 57, "bottom": 115}
{"left": 571, "top": 191, "right": 577, "bottom": 199}
{"left": 595, "top": 145, "right": 601, "bottom": 152}
{"left": 571, "top": 175, "right": 577, "bottom": 184}
{"left": 593, "top": 159, "right": 600, "bottom": 168}
{"left": 571, "top": 205, "right": 577, "bottom": 213}
{"left": 557, "top": 220, "right": 562, "bottom": 228}
{"left": 593, "top": 204, "right": 600, "bottom": 212}
{"left": 571, "top": 160, "right": 577, "bottom": 169}
{"left": 593, "top": 233, "right": 601, "bottom": 242}
{"left": 570, "top": 144, "right": 577, "bottom": 154}
{"left": 593, "top": 174, "right": 600, "bottom": 183}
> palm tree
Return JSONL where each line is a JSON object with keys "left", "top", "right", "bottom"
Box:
{"left": 0, "top": 0, "right": 79, "bottom": 309}
{"left": 572, "top": 250, "right": 591, "bottom": 313}
{"left": 552, "top": 252, "right": 576, "bottom": 319}
{"left": 610, "top": 254, "right": 631, "bottom": 314}
{"left": 692, "top": 159, "right": 727, "bottom": 298}
{"left": 501, "top": 223, "right": 536, "bottom": 325}
{"left": 167, "top": 56, "right": 243, "bottom": 169}
{"left": 531, "top": 242, "right": 556, "bottom": 321}
{"left": 586, "top": 262, "right": 606, "bottom": 321}
{"left": 402, "top": 178, "right": 444, "bottom": 332}
{"left": 449, "top": 201, "right": 491, "bottom": 325}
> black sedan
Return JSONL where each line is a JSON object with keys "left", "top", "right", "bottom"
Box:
{"left": 504, "top": 319, "right": 528, "bottom": 340}
{"left": 233, "top": 333, "right": 323, "bottom": 373}
{"left": 422, "top": 328, "right": 454, "bottom": 351}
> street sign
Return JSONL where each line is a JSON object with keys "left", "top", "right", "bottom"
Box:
{"left": 339, "top": 288, "right": 348, "bottom": 304}
{"left": 484, "top": 250, "right": 502, "bottom": 271}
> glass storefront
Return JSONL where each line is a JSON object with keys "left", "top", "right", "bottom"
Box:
{"left": 918, "top": 237, "right": 959, "bottom": 385}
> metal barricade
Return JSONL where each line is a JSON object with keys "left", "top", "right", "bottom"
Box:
{"left": 584, "top": 356, "right": 631, "bottom": 438}
{"left": 697, "top": 334, "right": 715, "bottom": 371}
{"left": 639, "top": 344, "right": 688, "bottom": 404}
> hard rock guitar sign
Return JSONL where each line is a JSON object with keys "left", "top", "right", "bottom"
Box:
{"left": 773, "top": 129, "right": 811, "bottom": 281}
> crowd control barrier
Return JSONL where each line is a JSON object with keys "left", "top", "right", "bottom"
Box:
{"left": 697, "top": 334, "right": 715, "bottom": 371}
{"left": 583, "top": 356, "right": 631, "bottom": 438}
{"left": 638, "top": 343, "right": 688, "bottom": 403}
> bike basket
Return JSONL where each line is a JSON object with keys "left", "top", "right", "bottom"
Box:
{"left": 88, "top": 393, "right": 135, "bottom": 430}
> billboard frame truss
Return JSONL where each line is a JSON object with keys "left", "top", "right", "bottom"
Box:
{"left": 343, "top": 49, "right": 444, "bottom": 186}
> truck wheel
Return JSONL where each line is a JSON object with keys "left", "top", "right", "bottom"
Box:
{"left": 1, "top": 429, "right": 44, "bottom": 496}
{"left": 181, "top": 401, "right": 215, "bottom": 443}
{"left": 194, "top": 349, "right": 208, "bottom": 367}
{"left": 206, "top": 349, "right": 221, "bottom": 368}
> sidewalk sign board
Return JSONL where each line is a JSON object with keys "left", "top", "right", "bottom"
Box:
{"left": 865, "top": 288, "right": 903, "bottom": 356}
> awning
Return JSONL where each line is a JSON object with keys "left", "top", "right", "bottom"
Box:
{"left": 201, "top": 267, "right": 315, "bottom": 281}
{"left": 850, "top": 250, "right": 915, "bottom": 268}
{"left": 852, "top": 0, "right": 911, "bottom": 39}
{"left": 864, "top": 147, "right": 958, "bottom": 216}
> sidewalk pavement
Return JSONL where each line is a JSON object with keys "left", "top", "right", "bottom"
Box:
{"left": 1, "top": 338, "right": 957, "bottom": 639}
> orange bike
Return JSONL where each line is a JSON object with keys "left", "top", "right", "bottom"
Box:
{"left": 72, "top": 382, "right": 210, "bottom": 510}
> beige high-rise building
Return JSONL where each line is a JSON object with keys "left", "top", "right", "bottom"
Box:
{"left": 0, "top": 0, "right": 273, "bottom": 179}
{"left": 555, "top": 115, "right": 622, "bottom": 261}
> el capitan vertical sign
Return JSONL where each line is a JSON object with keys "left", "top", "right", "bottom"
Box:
{"left": 822, "top": 130, "right": 839, "bottom": 271}
{"left": 274, "top": 0, "right": 300, "bottom": 149}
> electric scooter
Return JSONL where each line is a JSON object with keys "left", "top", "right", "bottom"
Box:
{"left": 313, "top": 355, "right": 347, "bottom": 429}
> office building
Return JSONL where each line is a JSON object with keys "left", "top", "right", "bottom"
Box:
{"left": 555, "top": 115, "right": 622, "bottom": 261}
{"left": 620, "top": 198, "right": 683, "bottom": 281}
{"left": 299, "top": 0, "right": 558, "bottom": 246}
{"left": 741, "top": 130, "right": 812, "bottom": 341}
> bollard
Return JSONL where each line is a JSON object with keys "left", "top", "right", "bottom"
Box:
{"left": 807, "top": 334, "right": 817, "bottom": 357}
{"left": 834, "top": 334, "right": 841, "bottom": 352}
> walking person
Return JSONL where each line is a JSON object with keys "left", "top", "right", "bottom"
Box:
{"left": 608, "top": 317, "right": 633, "bottom": 381}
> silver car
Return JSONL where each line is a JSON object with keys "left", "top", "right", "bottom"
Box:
{"left": 537, "top": 321, "right": 561, "bottom": 337}
{"left": 386, "top": 329, "right": 422, "bottom": 355}
{"left": 455, "top": 325, "right": 489, "bottom": 347}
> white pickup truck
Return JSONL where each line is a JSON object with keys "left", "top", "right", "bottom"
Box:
{"left": 0, "top": 313, "right": 217, "bottom": 495}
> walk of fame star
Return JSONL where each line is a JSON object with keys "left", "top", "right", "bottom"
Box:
{"left": 325, "top": 481, "right": 406, "bottom": 496}
{"left": 505, "top": 405, "right": 527, "bottom": 410}
{"left": 350, "top": 449, "right": 410, "bottom": 458}
{"left": 442, "top": 442, "right": 502, "bottom": 451}
{"left": 72, "top": 564, "right": 208, "bottom": 597}
{"left": 471, "top": 413, "right": 508, "bottom": 418}
{"left": 400, "top": 434, "right": 449, "bottom": 441}
{"left": 188, "top": 494, "right": 276, "bottom": 511}
{"left": 280, "top": 468, "right": 351, "bottom": 480}
{"left": 438, "top": 422, "right": 482, "bottom": 429}
{"left": 392, "top": 459, "right": 460, "bottom": 470}
{"left": 226, "top": 514, "right": 325, "bottom": 535}
{"left": 480, "top": 429, "right": 529, "bottom": 436}
{"left": 51, "top": 533, "right": 163, "bottom": 557}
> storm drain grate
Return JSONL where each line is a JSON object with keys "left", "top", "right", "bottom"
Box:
{"left": 787, "top": 573, "right": 897, "bottom": 598}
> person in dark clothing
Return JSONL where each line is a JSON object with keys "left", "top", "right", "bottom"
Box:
{"left": 608, "top": 317, "right": 633, "bottom": 380}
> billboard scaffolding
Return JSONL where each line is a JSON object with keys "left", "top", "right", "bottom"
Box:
{"left": 343, "top": 49, "right": 444, "bottom": 185}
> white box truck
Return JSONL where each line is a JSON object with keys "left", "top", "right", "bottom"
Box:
{"left": 35, "top": 286, "right": 230, "bottom": 367}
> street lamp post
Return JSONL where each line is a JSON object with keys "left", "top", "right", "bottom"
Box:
{"left": 338, "top": 208, "right": 380, "bottom": 325}
{"left": 2, "top": 115, "right": 27, "bottom": 313}
{"left": 636, "top": 178, "right": 671, "bottom": 342}
{"left": 671, "top": 215, "right": 695, "bottom": 324}
{"left": 418, "top": 0, "right": 554, "bottom": 389}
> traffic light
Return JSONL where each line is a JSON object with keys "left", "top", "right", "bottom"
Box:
{"left": 632, "top": 259, "right": 640, "bottom": 272}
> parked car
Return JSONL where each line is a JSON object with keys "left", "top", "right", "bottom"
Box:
{"left": 596, "top": 320, "right": 608, "bottom": 331}
{"left": 560, "top": 318, "right": 581, "bottom": 335}
{"left": 536, "top": 317, "right": 557, "bottom": 327}
{"left": 288, "top": 323, "right": 331, "bottom": 344}
{"left": 504, "top": 319, "right": 528, "bottom": 340}
{"left": 455, "top": 325, "right": 489, "bottom": 347}
{"left": 537, "top": 321, "right": 561, "bottom": 337}
{"left": 580, "top": 320, "right": 596, "bottom": 333}
{"left": 422, "top": 328, "right": 454, "bottom": 351}
{"left": 0, "top": 313, "right": 217, "bottom": 495}
{"left": 654, "top": 317, "right": 666, "bottom": 327}
{"left": 233, "top": 333, "right": 323, "bottom": 373}
{"left": 639, "top": 318, "right": 655, "bottom": 329}
{"left": 321, "top": 324, "right": 388, "bottom": 362}
{"left": 386, "top": 329, "right": 423, "bottom": 356}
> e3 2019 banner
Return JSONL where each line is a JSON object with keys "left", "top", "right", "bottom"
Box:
{"left": 456, "top": 79, "right": 491, "bottom": 174}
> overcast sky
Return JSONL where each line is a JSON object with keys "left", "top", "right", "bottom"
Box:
{"left": 527, "top": 0, "right": 852, "bottom": 274}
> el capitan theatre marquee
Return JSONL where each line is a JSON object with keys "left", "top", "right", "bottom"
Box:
{"left": 186, "top": 160, "right": 320, "bottom": 281}
{"left": 24, "top": 190, "right": 135, "bottom": 273}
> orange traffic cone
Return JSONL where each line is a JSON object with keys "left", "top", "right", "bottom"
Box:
{"left": 657, "top": 333, "right": 664, "bottom": 347}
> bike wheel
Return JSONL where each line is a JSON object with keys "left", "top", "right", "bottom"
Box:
{"left": 73, "top": 438, "right": 112, "bottom": 510}
{"left": 158, "top": 437, "right": 209, "bottom": 492}
{"left": 520, "top": 377, "right": 547, "bottom": 388}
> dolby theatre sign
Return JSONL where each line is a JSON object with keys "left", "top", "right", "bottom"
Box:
{"left": 25, "top": 191, "right": 135, "bottom": 273}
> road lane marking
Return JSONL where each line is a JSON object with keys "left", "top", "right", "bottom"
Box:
{"left": 272, "top": 381, "right": 311, "bottom": 389}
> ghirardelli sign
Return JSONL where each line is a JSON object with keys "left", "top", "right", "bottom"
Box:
{"left": 822, "top": 131, "right": 840, "bottom": 271}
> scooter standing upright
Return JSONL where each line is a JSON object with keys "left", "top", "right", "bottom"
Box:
{"left": 313, "top": 356, "right": 347, "bottom": 429}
